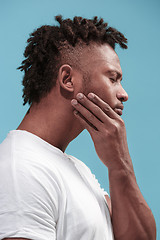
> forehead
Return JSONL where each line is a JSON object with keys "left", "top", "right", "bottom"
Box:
{"left": 83, "top": 44, "right": 122, "bottom": 75}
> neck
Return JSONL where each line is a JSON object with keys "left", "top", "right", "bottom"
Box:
{"left": 17, "top": 97, "right": 83, "bottom": 152}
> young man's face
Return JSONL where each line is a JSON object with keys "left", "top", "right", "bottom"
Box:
{"left": 81, "top": 44, "right": 128, "bottom": 116}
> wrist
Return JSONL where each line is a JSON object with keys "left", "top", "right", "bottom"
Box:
{"left": 108, "top": 161, "right": 136, "bottom": 186}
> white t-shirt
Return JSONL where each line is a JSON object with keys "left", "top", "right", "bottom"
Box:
{"left": 0, "top": 130, "right": 114, "bottom": 240}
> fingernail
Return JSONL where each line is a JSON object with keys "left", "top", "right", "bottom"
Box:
{"left": 77, "top": 93, "right": 83, "bottom": 100}
{"left": 88, "top": 93, "right": 94, "bottom": 99}
{"left": 71, "top": 99, "right": 78, "bottom": 105}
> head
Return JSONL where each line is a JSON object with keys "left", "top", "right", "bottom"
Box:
{"left": 18, "top": 15, "right": 128, "bottom": 110}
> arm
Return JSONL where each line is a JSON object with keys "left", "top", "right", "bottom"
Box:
{"left": 107, "top": 165, "right": 156, "bottom": 239}
{"left": 71, "top": 92, "right": 156, "bottom": 240}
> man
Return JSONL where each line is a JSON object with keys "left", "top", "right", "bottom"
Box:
{"left": 0, "top": 16, "right": 156, "bottom": 240}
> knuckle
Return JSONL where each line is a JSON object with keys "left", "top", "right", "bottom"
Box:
{"left": 103, "top": 106, "right": 110, "bottom": 113}
{"left": 112, "top": 122, "right": 120, "bottom": 133}
{"left": 101, "top": 129, "right": 109, "bottom": 138}
{"left": 104, "top": 129, "right": 109, "bottom": 138}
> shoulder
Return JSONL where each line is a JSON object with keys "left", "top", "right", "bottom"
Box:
{"left": 0, "top": 132, "right": 62, "bottom": 240}
{"left": 0, "top": 137, "right": 66, "bottom": 219}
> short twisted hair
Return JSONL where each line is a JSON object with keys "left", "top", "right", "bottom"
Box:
{"left": 18, "top": 15, "right": 128, "bottom": 106}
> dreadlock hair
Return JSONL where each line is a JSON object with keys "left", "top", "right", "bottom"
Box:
{"left": 17, "top": 15, "right": 128, "bottom": 106}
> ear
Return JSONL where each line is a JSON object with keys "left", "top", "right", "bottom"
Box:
{"left": 58, "top": 64, "right": 74, "bottom": 93}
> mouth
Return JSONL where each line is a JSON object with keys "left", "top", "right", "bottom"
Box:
{"left": 114, "top": 105, "right": 124, "bottom": 116}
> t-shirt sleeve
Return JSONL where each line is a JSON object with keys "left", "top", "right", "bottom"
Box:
{"left": 0, "top": 157, "right": 60, "bottom": 240}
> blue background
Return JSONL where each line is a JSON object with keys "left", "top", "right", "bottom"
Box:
{"left": 0, "top": 0, "right": 159, "bottom": 238}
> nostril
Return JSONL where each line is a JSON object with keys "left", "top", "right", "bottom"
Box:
{"left": 122, "top": 95, "right": 128, "bottom": 102}
{"left": 117, "top": 90, "right": 128, "bottom": 102}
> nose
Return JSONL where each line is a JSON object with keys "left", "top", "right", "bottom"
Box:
{"left": 116, "top": 86, "right": 128, "bottom": 102}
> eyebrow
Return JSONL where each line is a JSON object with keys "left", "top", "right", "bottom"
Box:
{"left": 107, "top": 70, "right": 123, "bottom": 81}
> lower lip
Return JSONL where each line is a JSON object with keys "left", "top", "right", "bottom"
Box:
{"left": 114, "top": 108, "right": 123, "bottom": 116}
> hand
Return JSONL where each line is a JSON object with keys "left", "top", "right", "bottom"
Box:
{"left": 71, "top": 92, "right": 133, "bottom": 172}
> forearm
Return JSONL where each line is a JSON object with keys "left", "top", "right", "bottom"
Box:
{"left": 108, "top": 161, "right": 156, "bottom": 240}
{"left": 70, "top": 93, "right": 156, "bottom": 239}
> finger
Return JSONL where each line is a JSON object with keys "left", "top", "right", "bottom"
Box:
{"left": 75, "top": 93, "right": 110, "bottom": 124}
{"left": 88, "top": 93, "right": 122, "bottom": 120}
{"left": 71, "top": 99, "right": 103, "bottom": 131}
{"left": 73, "top": 110, "right": 98, "bottom": 135}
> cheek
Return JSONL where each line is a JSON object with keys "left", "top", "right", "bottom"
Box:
{"left": 83, "top": 75, "right": 115, "bottom": 105}
{"left": 96, "top": 86, "right": 116, "bottom": 108}
{"left": 94, "top": 83, "right": 114, "bottom": 104}
{"left": 101, "top": 90, "right": 113, "bottom": 105}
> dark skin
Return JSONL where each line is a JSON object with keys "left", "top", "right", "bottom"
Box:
{"left": 70, "top": 45, "right": 156, "bottom": 239}
{"left": 4, "top": 44, "right": 156, "bottom": 240}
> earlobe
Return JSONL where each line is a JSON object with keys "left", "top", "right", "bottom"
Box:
{"left": 58, "top": 64, "right": 74, "bottom": 92}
